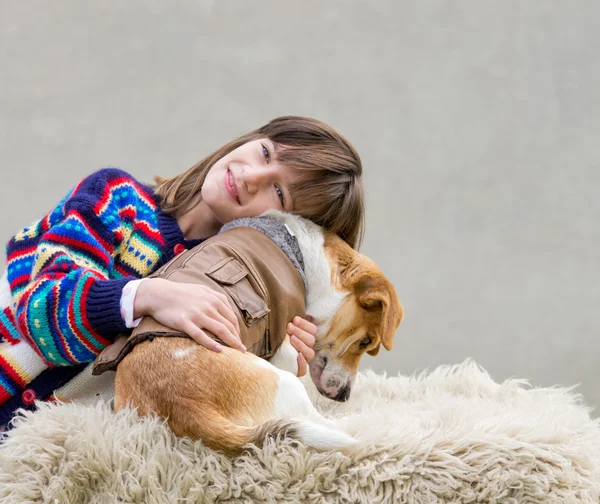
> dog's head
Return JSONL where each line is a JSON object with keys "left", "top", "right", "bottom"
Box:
{"left": 308, "top": 232, "right": 403, "bottom": 402}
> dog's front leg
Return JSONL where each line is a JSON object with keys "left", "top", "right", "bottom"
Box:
{"left": 268, "top": 334, "right": 299, "bottom": 375}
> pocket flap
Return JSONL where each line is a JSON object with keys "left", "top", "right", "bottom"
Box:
{"left": 206, "top": 257, "right": 248, "bottom": 285}
{"left": 206, "top": 256, "right": 269, "bottom": 325}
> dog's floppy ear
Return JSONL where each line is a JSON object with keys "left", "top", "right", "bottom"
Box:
{"left": 357, "top": 276, "right": 403, "bottom": 353}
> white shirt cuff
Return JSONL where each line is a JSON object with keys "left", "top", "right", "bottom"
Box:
{"left": 119, "top": 279, "right": 146, "bottom": 329}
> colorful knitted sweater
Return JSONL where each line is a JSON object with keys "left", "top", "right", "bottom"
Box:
{"left": 0, "top": 168, "right": 203, "bottom": 424}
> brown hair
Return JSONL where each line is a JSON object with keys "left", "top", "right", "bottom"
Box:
{"left": 153, "top": 116, "right": 365, "bottom": 249}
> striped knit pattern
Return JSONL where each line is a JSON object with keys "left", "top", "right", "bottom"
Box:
{"left": 0, "top": 168, "right": 200, "bottom": 419}
{"left": 5, "top": 169, "right": 165, "bottom": 366}
{"left": 0, "top": 307, "right": 20, "bottom": 345}
{"left": 0, "top": 340, "right": 47, "bottom": 405}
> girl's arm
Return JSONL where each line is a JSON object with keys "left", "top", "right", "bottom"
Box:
{"left": 6, "top": 169, "right": 155, "bottom": 366}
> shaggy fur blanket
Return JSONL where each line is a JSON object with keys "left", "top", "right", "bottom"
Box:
{"left": 0, "top": 359, "right": 598, "bottom": 503}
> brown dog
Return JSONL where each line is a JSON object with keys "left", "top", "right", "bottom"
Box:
{"left": 97, "top": 211, "right": 403, "bottom": 456}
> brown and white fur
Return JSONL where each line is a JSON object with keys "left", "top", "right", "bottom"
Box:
{"left": 114, "top": 211, "right": 403, "bottom": 456}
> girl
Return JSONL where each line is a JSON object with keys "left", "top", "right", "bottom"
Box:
{"left": 0, "top": 116, "right": 365, "bottom": 424}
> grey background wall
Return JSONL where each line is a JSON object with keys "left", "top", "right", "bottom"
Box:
{"left": 1, "top": 2, "right": 598, "bottom": 411}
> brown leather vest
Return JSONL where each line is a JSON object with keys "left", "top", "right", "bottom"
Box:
{"left": 92, "top": 226, "right": 306, "bottom": 375}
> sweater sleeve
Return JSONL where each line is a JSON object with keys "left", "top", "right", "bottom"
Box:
{"left": 5, "top": 169, "right": 157, "bottom": 366}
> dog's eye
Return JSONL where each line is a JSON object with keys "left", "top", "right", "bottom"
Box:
{"left": 359, "top": 336, "right": 372, "bottom": 347}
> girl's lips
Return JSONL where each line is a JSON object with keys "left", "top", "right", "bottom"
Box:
{"left": 224, "top": 169, "right": 240, "bottom": 204}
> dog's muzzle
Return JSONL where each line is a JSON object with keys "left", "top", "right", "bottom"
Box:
{"left": 309, "top": 354, "right": 354, "bottom": 402}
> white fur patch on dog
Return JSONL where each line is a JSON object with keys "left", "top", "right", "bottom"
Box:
{"left": 1, "top": 359, "right": 598, "bottom": 503}
{"left": 171, "top": 347, "right": 196, "bottom": 360}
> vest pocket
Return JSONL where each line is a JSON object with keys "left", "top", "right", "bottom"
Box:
{"left": 206, "top": 257, "right": 270, "bottom": 326}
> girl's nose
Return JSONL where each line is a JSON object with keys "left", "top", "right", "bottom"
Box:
{"left": 243, "top": 166, "right": 271, "bottom": 194}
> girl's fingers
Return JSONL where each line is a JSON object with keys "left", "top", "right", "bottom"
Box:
{"left": 290, "top": 334, "right": 315, "bottom": 363}
{"left": 201, "top": 316, "right": 245, "bottom": 352}
{"left": 287, "top": 322, "right": 316, "bottom": 349}
{"left": 292, "top": 316, "right": 318, "bottom": 337}
{"left": 208, "top": 309, "right": 242, "bottom": 348}
{"left": 210, "top": 293, "right": 240, "bottom": 336}
{"left": 184, "top": 323, "right": 223, "bottom": 352}
{"left": 296, "top": 352, "right": 307, "bottom": 377}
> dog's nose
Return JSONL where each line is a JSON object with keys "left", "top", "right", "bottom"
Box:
{"left": 333, "top": 384, "right": 351, "bottom": 402}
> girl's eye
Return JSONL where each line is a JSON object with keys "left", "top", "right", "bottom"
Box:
{"left": 262, "top": 143, "right": 271, "bottom": 163}
{"left": 275, "top": 185, "right": 285, "bottom": 208}
{"left": 359, "top": 336, "right": 372, "bottom": 347}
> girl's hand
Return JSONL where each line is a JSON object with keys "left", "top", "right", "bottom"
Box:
{"left": 287, "top": 315, "right": 317, "bottom": 377}
{"left": 134, "top": 278, "right": 244, "bottom": 353}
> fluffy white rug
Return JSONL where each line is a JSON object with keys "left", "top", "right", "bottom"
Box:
{"left": 0, "top": 359, "right": 598, "bottom": 503}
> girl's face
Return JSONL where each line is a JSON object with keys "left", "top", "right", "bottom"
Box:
{"left": 201, "top": 138, "right": 297, "bottom": 225}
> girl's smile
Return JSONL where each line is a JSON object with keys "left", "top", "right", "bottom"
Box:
{"left": 225, "top": 169, "right": 241, "bottom": 205}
